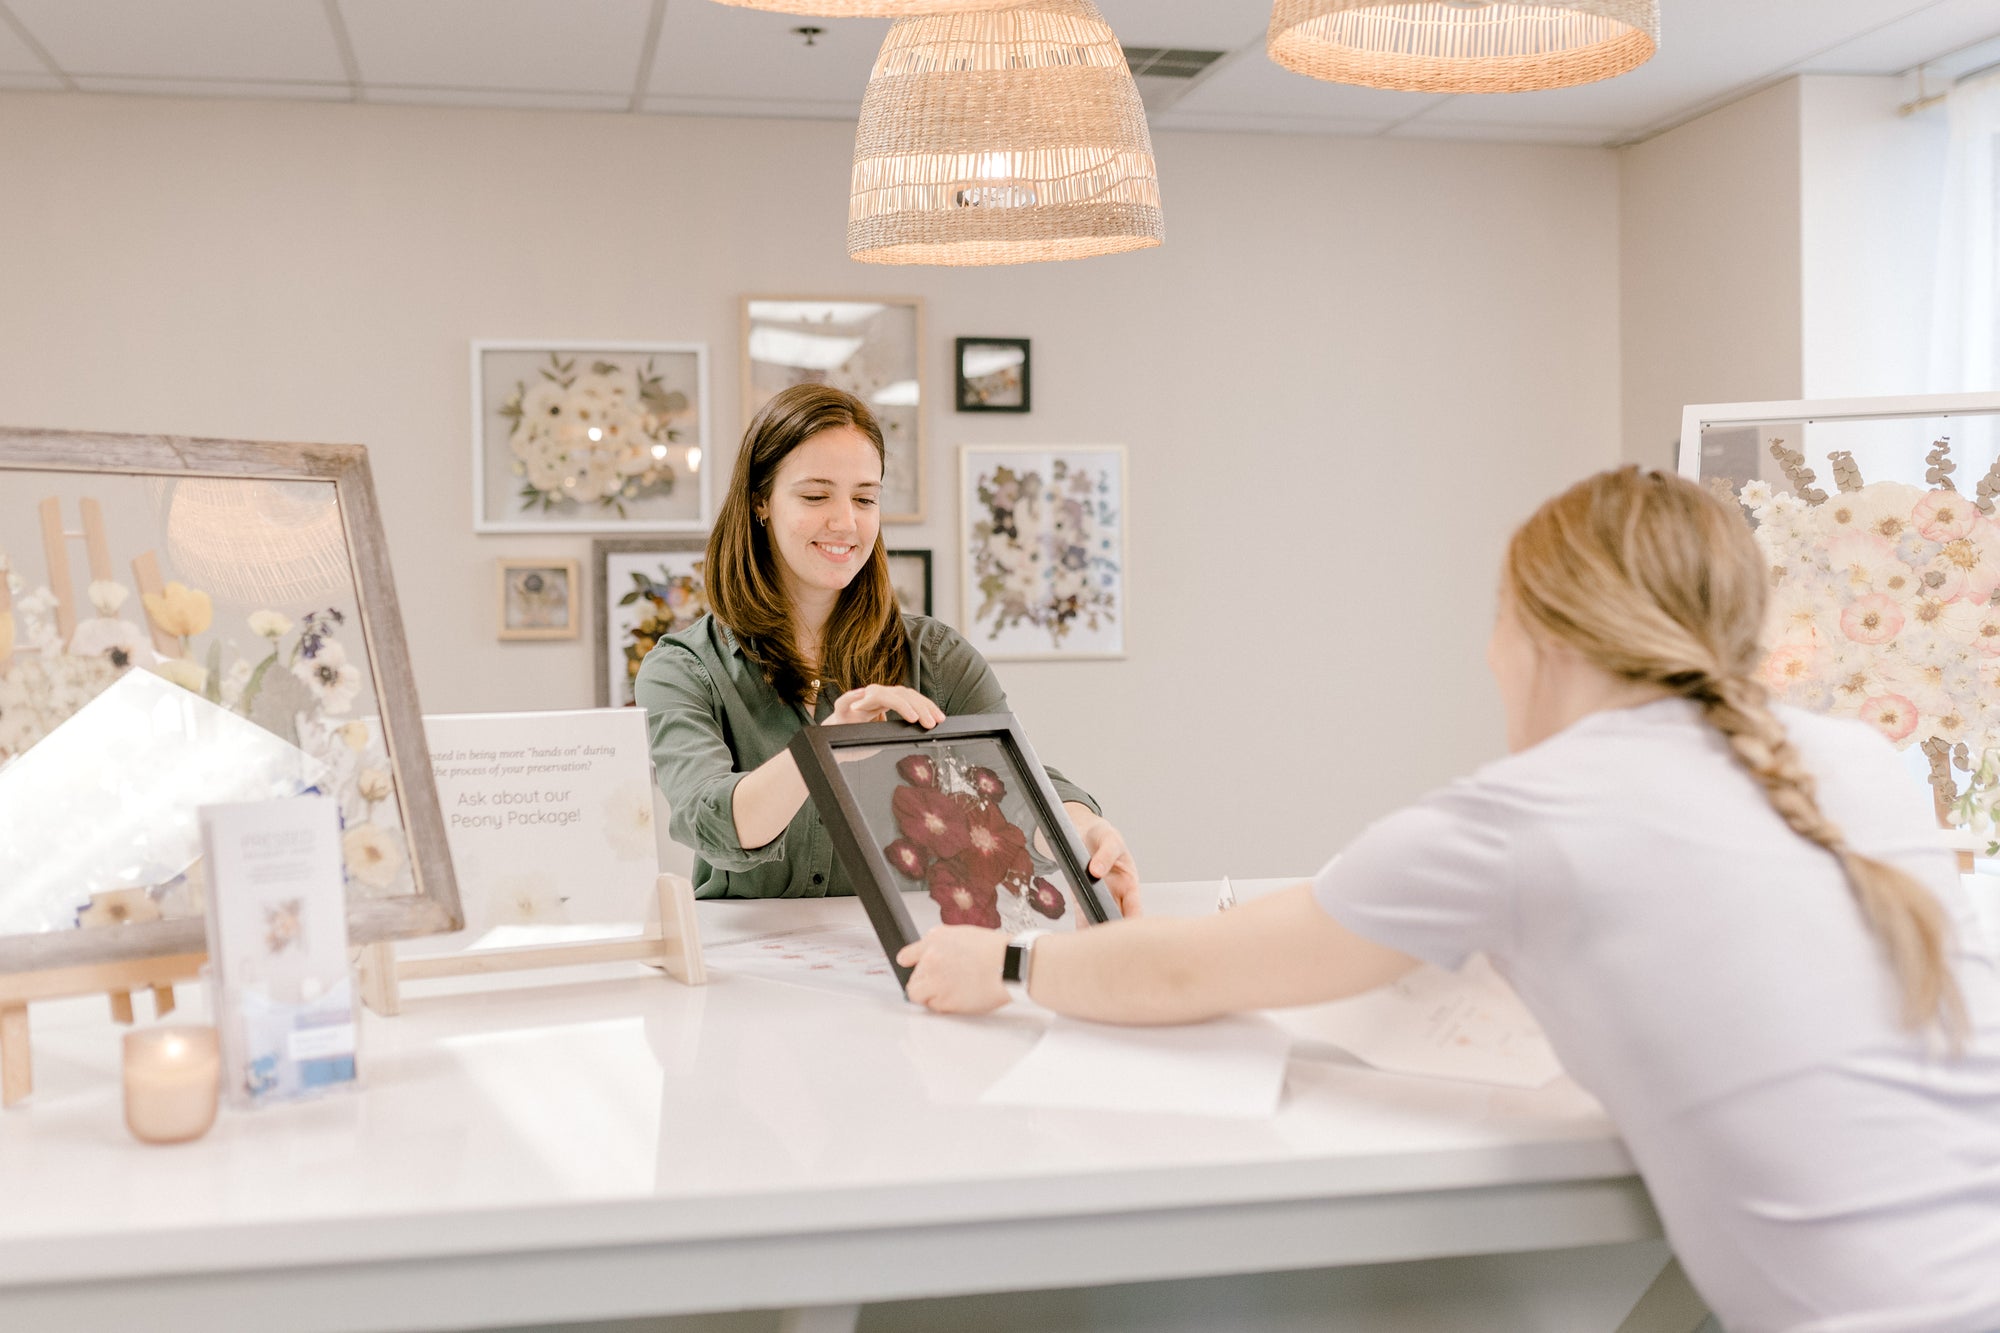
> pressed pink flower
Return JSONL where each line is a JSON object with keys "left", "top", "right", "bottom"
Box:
{"left": 893, "top": 785, "right": 969, "bottom": 860}
{"left": 883, "top": 837, "right": 932, "bottom": 881}
{"left": 1760, "top": 642, "right": 1819, "bottom": 695}
{"left": 1929, "top": 521, "right": 2000, "bottom": 604}
{"left": 895, "top": 754, "right": 938, "bottom": 789}
{"left": 1913, "top": 490, "right": 1978, "bottom": 542}
{"left": 928, "top": 859, "right": 1000, "bottom": 929}
{"left": 1028, "top": 877, "right": 1067, "bottom": 920}
{"left": 1860, "top": 693, "right": 1920, "bottom": 742}
{"left": 1839, "top": 594, "right": 1904, "bottom": 645}
{"left": 956, "top": 798, "right": 1031, "bottom": 891}
{"left": 966, "top": 766, "right": 1007, "bottom": 803}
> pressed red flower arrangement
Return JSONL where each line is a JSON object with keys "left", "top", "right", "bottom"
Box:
{"left": 882, "top": 747, "right": 1067, "bottom": 930}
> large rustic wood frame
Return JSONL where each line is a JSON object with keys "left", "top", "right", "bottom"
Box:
{"left": 0, "top": 428, "right": 464, "bottom": 974}
{"left": 788, "top": 713, "right": 1118, "bottom": 991}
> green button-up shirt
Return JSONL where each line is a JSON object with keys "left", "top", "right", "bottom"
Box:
{"left": 635, "top": 613, "right": 1100, "bottom": 899}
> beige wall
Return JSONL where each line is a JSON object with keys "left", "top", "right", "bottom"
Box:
{"left": 0, "top": 92, "right": 1622, "bottom": 879}
{"left": 1619, "top": 79, "right": 1803, "bottom": 466}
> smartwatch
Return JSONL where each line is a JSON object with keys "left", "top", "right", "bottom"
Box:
{"left": 1001, "top": 929, "right": 1049, "bottom": 1005}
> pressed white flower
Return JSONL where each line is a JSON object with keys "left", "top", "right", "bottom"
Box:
{"left": 292, "top": 639, "right": 362, "bottom": 714}
{"left": 68, "top": 616, "right": 147, "bottom": 667}
{"left": 248, "top": 610, "right": 292, "bottom": 640}
{"left": 1845, "top": 482, "right": 1925, "bottom": 543}
{"left": 219, "top": 657, "right": 254, "bottom": 710}
{"left": 603, "top": 784, "right": 656, "bottom": 862}
{"left": 1738, "top": 479, "right": 1775, "bottom": 511}
{"left": 338, "top": 720, "right": 371, "bottom": 751}
{"left": 342, "top": 822, "right": 405, "bottom": 893}
{"left": 493, "top": 873, "right": 567, "bottom": 925}
{"left": 86, "top": 580, "right": 129, "bottom": 616}
{"left": 356, "top": 767, "right": 393, "bottom": 804}
{"left": 520, "top": 379, "right": 567, "bottom": 425}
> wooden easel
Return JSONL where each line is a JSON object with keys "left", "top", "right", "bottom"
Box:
{"left": 1, "top": 950, "right": 205, "bottom": 1108}
{"left": 26, "top": 494, "right": 180, "bottom": 656}
{"left": 354, "top": 873, "right": 707, "bottom": 1017}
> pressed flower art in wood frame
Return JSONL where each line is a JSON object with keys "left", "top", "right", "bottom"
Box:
{"left": 960, "top": 445, "right": 1126, "bottom": 660}
{"left": 789, "top": 713, "right": 1119, "bottom": 990}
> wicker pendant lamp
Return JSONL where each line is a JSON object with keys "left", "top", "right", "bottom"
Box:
{"left": 1268, "top": 1, "right": 1659, "bottom": 94}
{"left": 848, "top": 0, "right": 1163, "bottom": 266}
{"left": 709, "top": 0, "right": 1027, "bottom": 16}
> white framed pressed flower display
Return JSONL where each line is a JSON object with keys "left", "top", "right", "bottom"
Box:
{"left": 1683, "top": 392, "right": 2000, "bottom": 842}
{"left": 472, "top": 341, "right": 712, "bottom": 534}
{"left": 960, "top": 445, "right": 1126, "bottom": 661}
{"left": 742, "top": 297, "right": 925, "bottom": 522}
{"left": 0, "top": 430, "right": 462, "bottom": 975}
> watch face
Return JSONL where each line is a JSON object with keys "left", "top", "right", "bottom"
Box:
{"left": 1002, "top": 943, "right": 1026, "bottom": 985}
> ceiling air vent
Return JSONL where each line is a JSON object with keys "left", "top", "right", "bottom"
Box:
{"left": 1122, "top": 47, "right": 1227, "bottom": 114}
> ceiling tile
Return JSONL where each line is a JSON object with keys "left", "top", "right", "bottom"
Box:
{"left": 1795, "top": 0, "right": 2000, "bottom": 74}
{"left": 1093, "top": 0, "right": 1267, "bottom": 52}
{"left": 1170, "top": 48, "right": 1446, "bottom": 121}
{"left": 649, "top": 2, "right": 883, "bottom": 104}
{"left": 71, "top": 74, "right": 350, "bottom": 100}
{"left": 6, "top": 0, "right": 344, "bottom": 81}
{"left": 371, "top": 86, "right": 629, "bottom": 111}
{"left": 1385, "top": 119, "right": 1619, "bottom": 146}
{"left": 0, "top": 14, "right": 48, "bottom": 73}
{"left": 642, "top": 93, "right": 859, "bottom": 122}
{"left": 341, "top": 0, "right": 652, "bottom": 94}
{"left": 0, "top": 71, "right": 62, "bottom": 89}
{"left": 1149, "top": 109, "right": 1395, "bottom": 137}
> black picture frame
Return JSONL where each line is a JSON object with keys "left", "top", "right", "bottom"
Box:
{"left": 954, "top": 337, "right": 1031, "bottom": 414}
{"left": 789, "top": 713, "right": 1119, "bottom": 990}
{"left": 885, "top": 547, "right": 932, "bottom": 616}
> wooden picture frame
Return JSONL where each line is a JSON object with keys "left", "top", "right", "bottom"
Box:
{"left": 0, "top": 429, "right": 462, "bottom": 975}
{"left": 787, "top": 714, "right": 1119, "bottom": 991}
{"left": 885, "top": 547, "right": 932, "bottom": 617}
{"left": 471, "top": 340, "right": 713, "bottom": 535}
{"left": 955, "top": 338, "right": 1031, "bottom": 413}
{"left": 593, "top": 536, "right": 709, "bottom": 708}
{"left": 742, "top": 296, "right": 926, "bottom": 522}
{"left": 495, "top": 558, "right": 580, "bottom": 641}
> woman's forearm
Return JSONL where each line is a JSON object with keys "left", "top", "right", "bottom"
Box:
{"left": 730, "top": 748, "right": 810, "bottom": 849}
{"left": 1028, "top": 916, "right": 1223, "bottom": 1024}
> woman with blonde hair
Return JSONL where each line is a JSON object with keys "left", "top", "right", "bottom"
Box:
{"left": 902, "top": 466, "right": 2000, "bottom": 1332}
{"left": 637, "top": 382, "right": 1138, "bottom": 907}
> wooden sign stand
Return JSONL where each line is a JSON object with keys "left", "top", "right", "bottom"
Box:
{"left": 1, "top": 952, "right": 205, "bottom": 1109}
{"left": 355, "top": 872, "right": 706, "bottom": 1017}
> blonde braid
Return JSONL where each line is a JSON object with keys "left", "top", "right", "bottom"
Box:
{"left": 1509, "top": 467, "right": 1970, "bottom": 1045}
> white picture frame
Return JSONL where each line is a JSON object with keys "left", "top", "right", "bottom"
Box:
{"left": 959, "top": 445, "right": 1128, "bottom": 662}
{"left": 471, "top": 340, "right": 713, "bottom": 535}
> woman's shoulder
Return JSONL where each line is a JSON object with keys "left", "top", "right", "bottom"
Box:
{"left": 639, "top": 614, "right": 730, "bottom": 681}
{"left": 901, "top": 612, "right": 975, "bottom": 660}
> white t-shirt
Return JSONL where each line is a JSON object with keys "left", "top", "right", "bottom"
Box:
{"left": 1313, "top": 698, "right": 2000, "bottom": 1333}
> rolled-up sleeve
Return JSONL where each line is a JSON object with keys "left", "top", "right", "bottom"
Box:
{"left": 634, "top": 643, "right": 787, "bottom": 872}
{"left": 922, "top": 622, "right": 1102, "bottom": 816}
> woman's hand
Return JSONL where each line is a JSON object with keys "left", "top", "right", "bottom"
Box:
{"left": 897, "top": 926, "right": 1009, "bottom": 1014}
{"left": 1065, "top": 804, "right": 1141, "bottom": 917}
{"left": 826, "top": 684, "right": 944, "bottom": 729}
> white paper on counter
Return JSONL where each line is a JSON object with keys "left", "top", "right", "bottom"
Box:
{"left": 703, "top": 925, "right": 903, "bottom": 1002}
{"left": 1275, "top": 954, "right": 1562, "bottom": 1089}
{"left": 979, "top": 1014, "right": 1292, "bottom": 1118}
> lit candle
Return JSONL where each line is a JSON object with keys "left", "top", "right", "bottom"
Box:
{"left": 122, "top": 1025, "right": 221, "bottom": 1144}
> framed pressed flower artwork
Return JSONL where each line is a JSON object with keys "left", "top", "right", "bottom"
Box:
{"left": 472, "top": 340, "right": 712, "bottom": 534}
{"left": 0, "top": 429, "right": 462, "bottom": 976}
{"left": 593, "top": 537, "right": 709, "bottom": 707}
{"left": 495, "top": 558, "right": 580, "bottom": 641}
{"left": 788, "top": 714, "right": 1120, "bottom": 991}
{"left": 885, "top": 547, "right": 932, "bottom": 617}
{"left": 742, "top": 297, "right": 925, "bottom": 522}
{"left": 961, "top": 446, "right": 1127, "bottom": 661}
{"left": 954, "top": 338, "right": 1030, "bottom": 413}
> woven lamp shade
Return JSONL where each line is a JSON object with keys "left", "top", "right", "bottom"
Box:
{"left": 711, "top": 0, "right": 1028, "bottom": 13}
{"left": 1268, "top": 1, "right": 1659, "bottom": 94}
{"left": 848, "top": 0, "right": 1163, "bottom": 266}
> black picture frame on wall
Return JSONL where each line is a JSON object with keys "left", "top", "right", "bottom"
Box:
{"left": 954, "top": 338, "right": 1031, "bottom": 413}
{"left": 884, "top": 547, "right": 932, "bottom": 616}
{"left": 788, "top": 714, "right": 1120, "bottom": 990}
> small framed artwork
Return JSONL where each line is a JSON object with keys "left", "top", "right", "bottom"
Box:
{"left": 788, "top": 714, "right": 1120, "bottom": 990}
{"left": 960, "top": 446, "right": 1127, "bottom": 661}
{"left": 593, "top": 537, "right": 709, "bottom": 707}
{"left": 743, "top": 297, "right": 925, "bottom": 522}
{"left": 495, "top": 558, "right": 580, "bottom": 641}
{"left": 472, "top": 340, "right": 712, "bottom": 535}
{"left": 955, "top": 338, "right": 1030, "bottom": 413}
{"left": 884, "top": 547, "right": 932, "bottom": 617}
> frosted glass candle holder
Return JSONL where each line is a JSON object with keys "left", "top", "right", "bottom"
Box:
{"left": 122, "top": 1025, "right": 221, "bottom": 1144}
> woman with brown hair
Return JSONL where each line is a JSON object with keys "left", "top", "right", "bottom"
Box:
{"left": 636, "top": 382, "right": 1138, "bottom": 907}
{"left": 902, "top": 467, "right": 2000, "bottom": 1332}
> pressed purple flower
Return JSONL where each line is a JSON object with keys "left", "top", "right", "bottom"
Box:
{"left": 883, "top": 837, "right": 932, "bottom": 881}
{"left": 895, "top": 753, "right": 938, "bottom": 788}
{"left": 966, "top": 766, "right": 1006, "bottom": 803}
{"left": 893, "top": 785, "right": 970, "bottom": 860}
{"left": 929, "top": 859, "right": 1000, "bottom": 929}
{"left": 1028, "top": 877, "right": 1067, "bottom": 920}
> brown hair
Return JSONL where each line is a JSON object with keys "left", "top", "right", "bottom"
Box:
{"left": 1505, "top": 466, "right": 1968, "bottom": 1044}
{"left": 705, "top": 383, "right": 908, "bottom": 706}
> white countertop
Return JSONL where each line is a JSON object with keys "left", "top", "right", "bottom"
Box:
{"left": 0, "top": 881, "right": 1651, "bottom": 1331}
